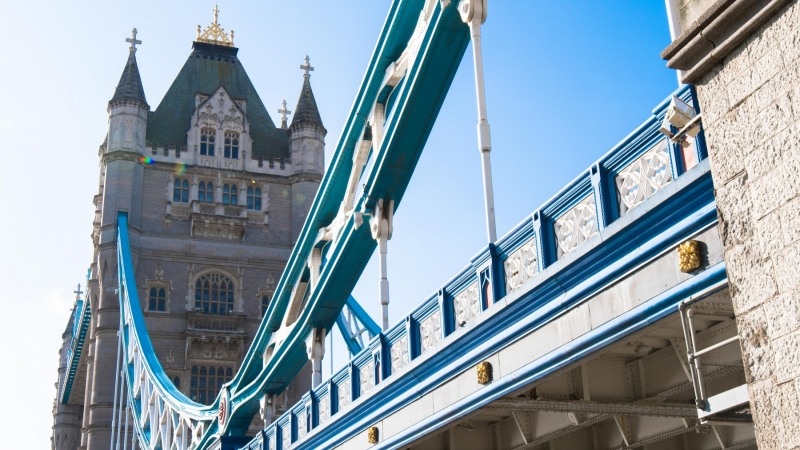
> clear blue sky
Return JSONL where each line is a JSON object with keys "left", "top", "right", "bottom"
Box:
{"left": 0, "top": 1, "right": 678, "bottom": 446}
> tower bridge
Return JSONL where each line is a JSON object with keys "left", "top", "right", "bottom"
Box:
{"left": 53, "top": 0, "right": 800, "bottom": 449}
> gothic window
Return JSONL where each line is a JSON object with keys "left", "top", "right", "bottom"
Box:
{"left": 247, "top": 186, "right": 262, "bottom": 210}
{"left": 198, "top": 181, "right": 214, "bottom": 203}
{"left": 222, "top": 184, "right": 238, "bottom": 205}
{"left": 148, "top": 287, "right": 166, "bottom": 311}
{"left": 190, "top": 365, "right": 233, "bottom": 405}
{"left": 200, "top": 128, "right": 216, "bottom": 156}
{"left": 224, "top": 131, "right": 239, "bottom": 159}
{"left": 194, "top": 272, "right": 235, "bottom": 315}
{"left": 173, "top": 178, "right": 189, "bottom": 203}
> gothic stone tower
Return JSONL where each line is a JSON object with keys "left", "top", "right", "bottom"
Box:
{"left": 52, "top": 12, "right": 325, "bottom": 449}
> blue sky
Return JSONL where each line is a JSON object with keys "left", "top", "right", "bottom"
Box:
{"left": 0, "top": 1, "right": 678, "bottom": 445}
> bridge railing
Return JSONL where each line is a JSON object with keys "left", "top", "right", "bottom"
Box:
{"left": 248, "top": 85, "right": 709, "bottom": 448}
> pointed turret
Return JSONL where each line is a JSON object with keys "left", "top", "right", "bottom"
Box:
{"left": 290, "top": 55, "right": 326, "bottom": 134}
{"left": 109, "top": 28, "right": 148, "bottom": 110}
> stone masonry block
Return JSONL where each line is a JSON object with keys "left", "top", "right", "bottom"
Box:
{"left": 749, "top": 379, "right": 783, "bottom": 449}
{"left": 750, "top": 162, "right": 800, "bottom": 220}
{"left": 716, "top": 174, "right": 754, "bottom": 247}
{"left": 726, "top": 243, "right": 777, "bottom": 313}
{"left": 750, "top": 41, "right": 785, "bottom": 92}
{"left": 764, "top": 291, "right": 800, "bottom": 340}
{"left": 697, "top": 69, "right": 730, "bottom": 127}
{"left": 780, "top": 195, "right": 800, "bottom": 245}
{"left": 773, "top": 244, "right": 800, "bottom": 293}
{"left": 755, "top": 211, "right": 783, "bottom": 259}
{"left": 774, "top": 330, "right": 800, "bottom": 384}
{"left": 718, "top": 37, "right": 752, "bottom": 88}
{"left": 726, "top": 69, "right": 753, "bottom": 110}
{"left": 775, "top": 378, "right": 800, "bottom": 449}
{"left": 736, "top": 307, "right": 773, "bottom": 383}
{"left": 754, "top": 94, "right": 794, "bottom": 151}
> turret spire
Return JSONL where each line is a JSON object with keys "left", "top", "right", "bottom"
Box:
{"left": 278, "top": 100, "right": 291, "bottom": 130}
{"left": 109, "top": 28, "right": 148, "bottom": 109}
{"left": 290, "top": 55, "right": 325, "bottom": 132}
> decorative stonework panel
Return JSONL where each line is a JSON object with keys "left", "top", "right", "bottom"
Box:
{"left": 419, "top": 310, "right": 442, "bottom": 354}
{"left": 554, "top": 194, "right": 599, "bottom": 259}
{"left": 504, "top": 239, "right": 538, "bottom": 294}
{"left": 359, "top": 361, "right": 374, "bottom": 396}
{"left": 454, "top": 282, "right": 480, "bottom": 327}
{"left": 616, "top": 140, "right": 673, "bottom": 216}
{"left": 337, "top": 379, "right": 350, "bottom": 412}
{"left": 390, "top": 336, "right": 409, "bottom": 375}
{"left": 318, "top": 395, "right": 330, "bottom": 424}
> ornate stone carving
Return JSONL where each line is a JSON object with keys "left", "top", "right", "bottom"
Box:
{"left": 367, "top": 426, "right": 379, "bottom": 444}
{"left": 454, "top": 282, "right": 480, "bottom": 327}
{"left": 187, "top": 337, "right": 241, "bottom": 361}
{"left": 554, "top": 194, "right": 599, "bottom": 259}
{"left": 504, "top": 238, "right": 538, "bottom": 295}
{"left": 390, "top": 335, "right": 409, "bottom": 375}
{"left": 419, "top": 310, "right": 442, "bottom": 354}
{"left": 187, "top": 312, "right": 246, "bottom": 333}
{"left": 222, "top": 112, "right": 243, "bottom": 133}
{"left": 678, "top": 240, "right": 702, "bottom": 273}
{"left": 616, "top": 140, "right": 673, "bottom": 216}
{"left": 199, "top": 104, "right": 220, "bottom": 128}
{"left": 476, "top": 361, "right": 493, "bottom": 385}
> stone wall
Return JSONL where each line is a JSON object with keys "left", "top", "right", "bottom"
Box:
{"left": 690, "top": 1, "right": 800, "bottom": 447}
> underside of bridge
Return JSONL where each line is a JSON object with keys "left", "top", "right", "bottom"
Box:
{"left": 404, "top": 290, "right": 756, "bottom": 450}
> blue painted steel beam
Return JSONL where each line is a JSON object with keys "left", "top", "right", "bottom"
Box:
{"left": 336, "top": 295, "right": 382, "bottom": 356}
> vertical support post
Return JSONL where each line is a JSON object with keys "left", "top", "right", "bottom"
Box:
{"left": 370, "top": 199, "right": 394, "bottom": 331}
{"left": 459, "top": 0, "right": 497, "bottom": 243}
{"left": 306, "top": 328, "right": 326, "bottom": 388}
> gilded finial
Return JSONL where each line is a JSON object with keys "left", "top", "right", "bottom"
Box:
{"left": 196, "top": 5, "right": 235, "bottom": 47}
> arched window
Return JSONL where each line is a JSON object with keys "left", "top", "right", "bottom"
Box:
{"left": 198, "top": 181, "right": 214, "bottom": 203}
{"left": 148, "top": 287, "right": 166, "bottom": 311}
{"left": 190, "top": 365, "right": 233, "bottom": 405}
{"left": 224, "top": 132, "right": 239, "bottom": 159}
{"left": 222, "top": 184, "right": 238, "bottom": 205}
{"left": 200, "top": 128, "right": 216, "bottom": 156}
{"left": 173, "top": 178, "right": 189, "bottom": 203}
{"left": 247, "top": 186, "right": 262, "bottom": 210}
{"left": 194, "top": 272, "right": 235, "bottom": 315}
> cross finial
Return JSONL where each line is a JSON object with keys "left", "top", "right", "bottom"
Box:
{"left": 300, "top": 55, "right": 314, "bottom": 78}
{"left": 126, "top": 28, "right": 142, "bottom": 53}
{"left": 73, "top": 283, "right": 84, "bottom": 301}
{"left": 278, "top": 100, "right": 292, "bottom": 129}
{"left": 213, "top": 5, "right": 220, "bottom": 24}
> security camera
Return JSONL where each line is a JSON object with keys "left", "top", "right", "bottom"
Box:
{"left": 659, "top": 95, "right": 700, "bottom": 140}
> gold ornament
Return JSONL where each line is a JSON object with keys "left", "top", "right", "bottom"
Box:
{"left": 477, "top": 361, "right": 493, "bottom": 385}
{"left": 367, "top": 426, "right": 379, "bottom": 444}
{"left": 678, "top": 240, "right": 702, "bottom": 273}
{"left": 196, "top": 5, "right": 235, "bottom": 47}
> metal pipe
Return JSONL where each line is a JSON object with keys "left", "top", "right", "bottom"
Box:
{"left": 686, "top": 308, "right": 708, "bottom": 403}
{"left": 461, "top": 0, "right": 497, "bottom": 243}
{"left": 693, "top": 335, "right": 740, "bottom": 358}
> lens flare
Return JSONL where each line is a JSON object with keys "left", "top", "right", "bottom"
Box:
{"left": 174, "top": 163, "right": 187, "bottom": 175}
{"left": 139, "top": 156, "right": 154, "bottom": 165}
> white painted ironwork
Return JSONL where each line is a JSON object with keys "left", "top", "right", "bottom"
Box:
{"left": 616, "top": 139, "right": 673, "bottom": 216}
{"left": 453, "top": 282, "right": 480, "bottom": 326}
{"left": 504, "top": 238, "right": 538, "bottom": 294}
{"left": 390, "top": 335, "right": 410, "bottom": 375}
{"left": 419, "top": 310, "right": 442, "bottom": 354}
{"left": 554, "top": 194, "right": 599, "bottom": 259}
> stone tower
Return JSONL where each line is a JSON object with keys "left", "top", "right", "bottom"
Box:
{"left": 52, "top": 11, "right": 323, "bottom": 449}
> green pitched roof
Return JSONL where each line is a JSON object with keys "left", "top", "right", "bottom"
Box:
{"left": 146, "top": 42, "right": 288, "bottom": 159}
